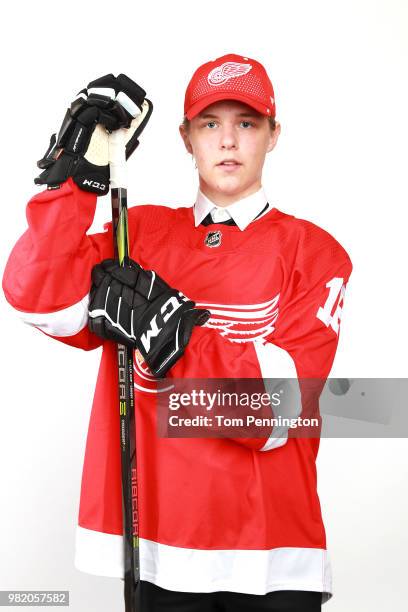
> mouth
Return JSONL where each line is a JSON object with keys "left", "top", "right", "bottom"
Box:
{"left": 216, "top": 159, "right": 242, "bottom": 170}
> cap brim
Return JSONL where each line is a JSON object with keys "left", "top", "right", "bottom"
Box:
{"left": 186, "top": 92, "right": 272, "bottom": 120}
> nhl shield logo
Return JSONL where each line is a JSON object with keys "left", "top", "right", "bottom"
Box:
{"left": 204, "top": 230, "right": 222, "bottom": 248}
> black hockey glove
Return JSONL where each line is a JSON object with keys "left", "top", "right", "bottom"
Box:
{"left": 35, "top": 74, "right": 153, "bottom": 195}
{"left": 88, "top": 259, "right": 211, "bottom": 378}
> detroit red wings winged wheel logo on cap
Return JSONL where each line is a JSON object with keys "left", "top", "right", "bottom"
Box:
{"left": 207, "top": 61, "right": 252, "bottom": 85}
{"left": 184, "top": 53, "right": 276, "bottom": 120}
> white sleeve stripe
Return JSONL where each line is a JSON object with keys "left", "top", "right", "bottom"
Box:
{"left": 253, "top": 340, "right": 301, "bottom": 452}
{"left": 259, "top": 433, "right": 288, "bottom": 451}
{"left": 14, "top": 295, "right": 90, "bottom": 338}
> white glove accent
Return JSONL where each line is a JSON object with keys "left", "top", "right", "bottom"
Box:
{"left": 85, "top": 99, "right": 151, "bottom": 166}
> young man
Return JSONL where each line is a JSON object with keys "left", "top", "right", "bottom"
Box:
{"left": 2, "top": 54, "right": 352, "bottom": 611}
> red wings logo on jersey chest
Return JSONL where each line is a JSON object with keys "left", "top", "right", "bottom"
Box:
{"left": 196, "top": 294, "right": 280, "bottom": 343}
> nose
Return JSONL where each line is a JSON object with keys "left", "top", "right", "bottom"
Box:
{"left": 219, "top": 124, "right": 238, "bottom": 150}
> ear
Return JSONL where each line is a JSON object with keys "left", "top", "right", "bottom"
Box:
{"left": 266, "top": 121, "right": 281, "bottom": 153}
{"left": 179, "top": 124, "right": 193, "bottom": 155}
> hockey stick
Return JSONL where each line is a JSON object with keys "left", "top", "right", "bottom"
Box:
{"left": 109, "top": 128, "right": 140, "bottom": 612}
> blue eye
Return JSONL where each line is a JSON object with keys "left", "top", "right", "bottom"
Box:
{"left": 240, "top": 121, "right": 253, "bottom": 128}
{"left": 206, "top": 121, "right": 217, "bottom": 128}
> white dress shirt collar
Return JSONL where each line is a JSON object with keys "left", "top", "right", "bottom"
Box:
{"left": 193, "top": 187, "right": 269, "bottom": 231}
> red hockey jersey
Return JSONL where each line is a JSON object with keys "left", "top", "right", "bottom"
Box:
{"left": 2, "top": 178, "right": 352, "bottom": 603}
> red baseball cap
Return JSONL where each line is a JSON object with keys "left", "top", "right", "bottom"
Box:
{"left": 184, "top": 53, "right": 276, "bottom": 120}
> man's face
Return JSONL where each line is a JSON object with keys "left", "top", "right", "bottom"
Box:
{"left": 179, "top": 100, "right": 280, "bottom": 205}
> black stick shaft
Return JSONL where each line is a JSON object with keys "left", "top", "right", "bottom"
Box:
{"left": 111, "top": 179, "right": 140, "bottom": 609}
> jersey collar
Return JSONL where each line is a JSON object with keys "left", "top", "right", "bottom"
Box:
{"left": 193, "top": 187, "right": 269, "bottom": 231}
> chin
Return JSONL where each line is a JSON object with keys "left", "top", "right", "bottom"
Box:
{"left": 214, "top": 179, "right": 245, "bottom": 195}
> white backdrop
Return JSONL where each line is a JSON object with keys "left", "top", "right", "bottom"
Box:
{"left": 0, "top": 0, "right": 407, "bottom": 610}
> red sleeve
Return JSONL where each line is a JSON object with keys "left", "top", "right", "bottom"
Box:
{"left": 2, "top": 178, "right": 113, "bottom": 351}
{"left": 165, "top": 324, "right": 271, "bottom": 450}
{"left": 260, "top": 222, "right": 353, "bottom": 448}
{"left": 268, "top": 221, "right": 353, "bottom": 378}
